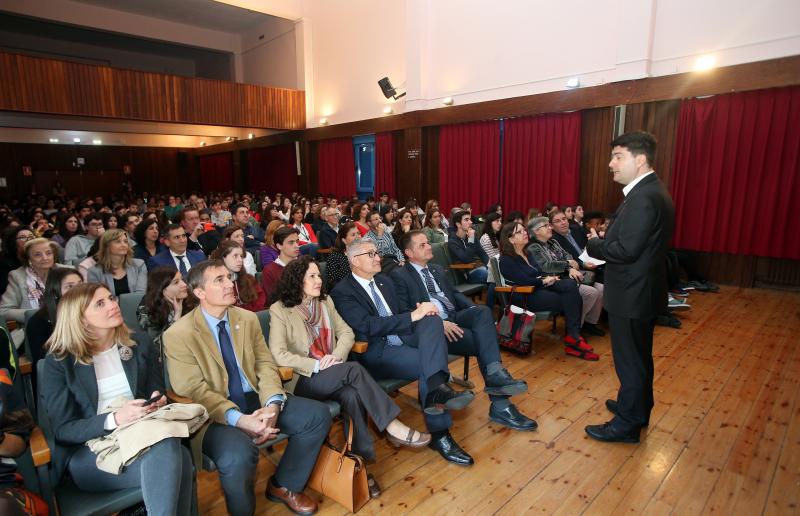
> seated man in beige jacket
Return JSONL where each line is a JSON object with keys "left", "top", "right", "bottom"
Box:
{"left": 163, "top": 259, "right": 332, "bottom": 516}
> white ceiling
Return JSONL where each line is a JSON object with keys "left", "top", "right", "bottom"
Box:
{"left": 71, "top": 0, "right": 272, "bottom": 33}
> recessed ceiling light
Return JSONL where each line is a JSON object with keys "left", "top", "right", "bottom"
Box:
{"left": 73, "top": 137, "right": 81, "bottom": 143}
{"left": 694, "top": 55, "right": 716, "bottom": 71}
{"left": 566, "top": 77, "right": 580, "bottom": 88}
{"left": 442, "top": 97, "right": 454, "bottom": 106}
{"left": 92, "top": 139, "right": 102, "bottom": 145}
{"left": 319, "top": 118, "right": 328, "bottom": 126}
{"left": 248, "top": 133, "right": 255, "bottom": 139}
{"left": 49, "top": 138, "right": 59, "bottom": 143}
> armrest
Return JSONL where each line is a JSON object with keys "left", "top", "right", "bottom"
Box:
{"left": 29, "top": 426, "right": 51, "bottom": 467}
{"left": 5, "top": 320, "right": 16, "bottom": 331}
{"left": 18, "top": 355, "right": 32, "bottom": 376}
{"left": 278, "top": 367, "right": 294, "bottom": 382}
{"left": 167, "top": 390, "right": 194, "bottom": 404}
{"left": 316, "top": 248, "right": 333, "bottom": 254}
{"left": 352, "top": 342, "right": 368, "bottom": 354}
{"left": 448, "top": 262, "right": 481, "bottom": 270}
{"left": 495, "top": 286, "right": 535, "bottom": 294}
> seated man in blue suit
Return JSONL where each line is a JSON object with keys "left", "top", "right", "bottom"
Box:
{"left": 393, "top": 230, "right": 536, "bottom": 432}
{"left": 147, "top": 223, "right": 206, "bottom": 276}
{"left": 330, "top": 238, "right": 476, "bottom": 466}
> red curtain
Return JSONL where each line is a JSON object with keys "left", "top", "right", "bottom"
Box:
{"left": 438, "top": 120, "right": 501, "bottom": 214}
{"left": 199, "top": 152, "right": 234, "bottom": 193}
{"left": 671, "top": 86, "right": 800, "bottom": 259}
{"left": 375, "top": 132, "right": 396, "bottom": 198}
{"left": 317, "top": 138, "right": 356, "bottom": 200}
{"left": 247, "top": 144, "right": 298, "bottom": 195}
{"left": 501, "top": 112, "right": 581, "bottom": 213}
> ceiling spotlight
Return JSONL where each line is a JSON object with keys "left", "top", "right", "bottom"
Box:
{"left": 73, "top": 137, "right": 81, "bottom": 143}
{"left": 200, "top": 141, "right": 206, "bottom": 146}
{"left": 49, "top": 138, "right": 59, "bottom": 143}
{"left": 383, "top": 106, "right": 393, "bottom": 115}
{"left": 92, "top": 139, "right": 102, "bottom": 145}
{"left": 694, "top": 55, "right": 716, "bottom": 71}
{"left": 442, "top": 97, "right": 454, "bottom": 106}
{"left": 248, "top": 133, "right": 255, "bottom": 139}
{"left": 566, "top": 77, "right": 580, "bottom": 88}
{"left": 319, "top": 118, "right": 328, "bottom": 126}
{"left": 378, "top": 77, "right": 406, "bottom": 101}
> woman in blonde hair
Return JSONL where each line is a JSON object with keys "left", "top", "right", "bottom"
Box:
{"left": 40, "top": 283, "right": 194, "bottom": 516}
{"left": 260, "top": 219, "right": 285, "bottom": 268}
{"left": 87, "top": 229, "right": 147, "bottom": 296}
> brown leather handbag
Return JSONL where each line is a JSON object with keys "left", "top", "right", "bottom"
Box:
{"left": 307, "top": 417, "right": 370, "bottom": 512}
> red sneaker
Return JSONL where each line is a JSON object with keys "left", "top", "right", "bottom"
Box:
{"left": 564, "top": 335, "right": 593, "bottom": 352}
{"left": 564, "top": 346, "right": 599, "bottom": 361}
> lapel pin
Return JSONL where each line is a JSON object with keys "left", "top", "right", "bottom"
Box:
{"left": 118, "top": 345, "right": 133, "bottom": 361}
{"left": 235, "top": 324, "right": 240, "bottom": 330}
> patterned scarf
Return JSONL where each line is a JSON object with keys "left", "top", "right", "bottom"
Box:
{"left": 24, "top": 267, "right": 45, "bottom": 310}
{"left": 296, "top": 298, "right": 333, "bottom": 360}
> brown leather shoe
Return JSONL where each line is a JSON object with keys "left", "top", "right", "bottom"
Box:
{"left": 265, "top": 477, "right": 318, "bottom": 515}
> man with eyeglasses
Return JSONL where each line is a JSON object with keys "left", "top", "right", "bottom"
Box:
{"left": 331, "top": 238, "right": 476, "bottom": 466}
{"left": 65, "top": 213, "right": 105, "bottom": 263}
{"left": 317, "top": 207, "right": 340, "bottom": 249}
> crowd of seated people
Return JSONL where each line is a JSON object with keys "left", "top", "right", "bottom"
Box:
{"left": 0, "top": 185, "right": 712, "bottom": 515}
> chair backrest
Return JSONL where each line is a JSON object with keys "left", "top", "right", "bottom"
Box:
{"left": 118, "top": 292, "right": 145, "bottom": 332}
{"left": 318, "top": 260, "right": 328, "bottom": 288}
{"left": 431, "top": 242, "right": 467, "bottom": 286}
{"left": 489, "top": 256, "right": 507, "bottom": 287}
{"left": 35, "top": 360, "right": 61, "bottom": 487}
{"left": 256, "top": 310, "right": 270, "bottom": 343}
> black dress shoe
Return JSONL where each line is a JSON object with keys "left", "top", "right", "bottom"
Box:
{"left": 489, "top": 403, "right": 538, "bottom": 431}
{"left": 581, "top": 323, "right": 606, "bottom": 337}
{"left": 428, "top": 432, "right": 474, "bottom": 466}
{"left": 585, "top": 422, "right": 641, "bottom": 443}
{"left": 605, "top": 399, "right": 649, "bottom": 426}
{"left": 424, "top": 383, "right": 475, "bottom": 415}
{"left": 484, "top": 368, "right": 528, "bottom": 396}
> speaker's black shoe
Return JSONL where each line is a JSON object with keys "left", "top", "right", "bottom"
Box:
{"left": 585, "top": 422, "right": 641, "bottom": 443}
{"left": 605, "top": 399, "right": 649, "bottom": 427}
{"left": 489, "top": 403, "right": 538, "bottom": 431}
{"left": 484, "top": 368, "right": 528, "bottom": 396}
{"left": 428, "top": 432, "right": 474, "bottom": 466}
{"left": 424, "top": 383, "right": 475, "bottom": 415}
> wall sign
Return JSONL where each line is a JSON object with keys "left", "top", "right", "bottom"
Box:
{"left": 22, "top": 166, "right": 32, "bottom": 176}
{"left": 407, "top": 149, "right": 421, "bottom": 159}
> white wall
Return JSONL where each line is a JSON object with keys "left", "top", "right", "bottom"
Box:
{"left": 241, "top": 17, "right": 298, "bottom": 89}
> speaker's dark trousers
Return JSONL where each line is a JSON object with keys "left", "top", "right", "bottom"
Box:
{"left": 608, "top": 313, "right": 656, "bottom": 430}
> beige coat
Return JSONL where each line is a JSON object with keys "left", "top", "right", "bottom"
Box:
{"left": 268, "top": 297, "right": 354, "bottom": 393}
{"left": 163, "top": 306, "right": 285, "bottom": 454}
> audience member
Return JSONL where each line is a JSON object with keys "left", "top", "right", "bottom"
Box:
{"left": 179, "top": 206, "right": 220, "bottom": 256}
{"left": 269, "top": 256, "right": 430, "bottom": 496}
{"left": 498, "top": 222, "right": 598, "bottom": 361}
{"left": 394, "top": 231, "right": 536, "bottom": 431}
{"left": 364, "top": 210, "right": 404, "bottom": 268}
{"left": 390, "top": 209, "right": 419, "bottom": 247}
{"left": 133, "top": 219, "right": 166, "bottom": 262}
{"left": 231, "top": 204, "right": 264, "bottom": 253}
{"left": 352, "top": 202, "right": 370, "bottom": 237}
{"left": 260, "top": 227, "right": 301, "bottom": 303}
{"left": 146, "top": 224, "right": 205, "bottom": 276}
{"left": 211, "top": 241, "right": 266, "bottom": 312}
{"left": 259, "top": 220, "right": 284, "bottom": 268}
{"left": 317, "top": 206, "right": 340, "bottom": 249}
{"left": 0, "top": 227, "right": 33, "bottom": 296}
{"left": 422, "top": 208, "right": 448, "bottom": 244}
{"left": 87, "top": 229, "right": 147, "bottom": 296}
{"left": 137, "top": 267, "right": 196, "bottom": 352}
{"left": 222, "top": 226, "right": 257, "bottom": 275}
{"left": 51, "top": 213, "right": 81, "bottom": 248}
{"left": 324, "top": 222, "right": 359, "bottom": 292}
{"left": 330, "top": 238, "right": 476, "bottom": 466}
{"left": 447, "top": 210, "right": 489, "bottom": 284}
{"left": 64, "top": 213, "right": 104, "bottom": 263}
{"left": 288, "top": 206, "right": 319, "bottom": 257}
{"left": 164, "top": 260, "right": 331, "bottom": 515}
{"left": 41, "top": 283, "right": 193, "bottom": 516}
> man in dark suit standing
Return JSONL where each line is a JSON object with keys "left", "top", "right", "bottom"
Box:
{"left": 393, "top": 230, "right": 536, "bottom": 431}
{"left": 330, "top": 238, "right": 476, "bottom": 466}
{"left": 585, "top": 131, "right": 675, "bottom": 443}
{"left": 146, "top": 223, "right": 206, "bottom": 275}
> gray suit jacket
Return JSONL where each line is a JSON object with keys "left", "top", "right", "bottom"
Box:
{"left": 0, "top": 264, "right": 70, "bottom": 322}
{"left": 87, "top": 259, "right": 148, "bottom": 295}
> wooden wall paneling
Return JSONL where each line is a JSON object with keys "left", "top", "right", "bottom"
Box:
{"left": 396, "top": 127, "right": 423, "bottom": 204}
{"left": 691, "top": 252, "right": 758, "bottom": 288}
{"left": 755, "top": 258, "right": 800, "bottom": 290}
{"left": 304, "top": 141, "right": 318, "bottom": 195}
{"left": 623, "top": 100, "right": 681, "bottom": 189}
{"left": 0, "top": 52, "right": 305, "bottom": 129}
{"left": 579, "top": 107, "right": 619, "bottom": 213}
{"left": 422, "top": 126, "right": 440, "bottom": 203}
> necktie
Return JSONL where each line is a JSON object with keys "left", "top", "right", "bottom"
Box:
{"left": 368, "top": 281, "right": 403, "bottom": 346}
{"left": 217, "top": 321, "right": 247, "bottom": 411}
{"left": 175, "top": 255, "right": 188, "bottom": 276}
{"left": 421, "top": 267, "right": 455, "bottom": 314}
{"left": 566, "top": 233, "right": 581, "bottom": 255}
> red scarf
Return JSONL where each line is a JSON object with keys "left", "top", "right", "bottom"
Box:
{"left": 296, "top": 298, "right": 333, "bottom": 359}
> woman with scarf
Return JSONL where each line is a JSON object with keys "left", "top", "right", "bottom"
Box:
{"left": 268, "top": 256, "right": 431, "bottom": 498}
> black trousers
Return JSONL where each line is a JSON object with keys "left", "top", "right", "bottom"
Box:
{"left": 358, "top": 316, "right": 452, "bottom": 433}
{"left": 294, "top": 361, "right": 402, "bottom": 461}
{"left": 446, "top": 306, "right": 506, "bottom": 402}
{"left": 608, "top": 313, "right": 655, "bottom": 430}
{"left": 512, "top": 279, "right": 583, "bottom": 338}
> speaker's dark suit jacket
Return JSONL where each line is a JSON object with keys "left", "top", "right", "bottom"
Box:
{"left": 146, "top": 248, "right": 206, "bottom": 272}
{"left": 39, "top": 333, "right": 162, "bottom": 483}
{"left": 586, "top": 173, "right": 674, "bottom": 319}
{"left": 391, "top": 263, "right": 472, "bottom": 313}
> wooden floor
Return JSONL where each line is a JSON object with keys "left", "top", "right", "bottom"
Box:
{"left": 197, "top": 286, "right": 800, "bottom": 515}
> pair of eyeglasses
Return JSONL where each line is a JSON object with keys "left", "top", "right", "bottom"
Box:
{"left": 354, "top": 250, "right": 379, "bottom": 259}
{"left": 17, "top": 235, "right": 34, "bottom": 241}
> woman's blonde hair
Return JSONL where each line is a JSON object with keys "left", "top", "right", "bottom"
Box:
{"left": 95, "top": 229, "right": 133, "bottom": 272}
{"left": 265, "top": 219, "right": 284, "bottom": 247}
{"left": 24, "top": 237, "right": 59, "bottom": 266}
{"left": 46, "top": 282, "right": 134, "bottom": 364}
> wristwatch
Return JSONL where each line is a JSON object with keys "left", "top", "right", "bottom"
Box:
{"left": 267, "top": 396, "right": 286, "bottom": 412}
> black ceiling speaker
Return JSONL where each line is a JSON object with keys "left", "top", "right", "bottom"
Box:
{"left": 378, "top": 77, "right": 406, "bottom": 100}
